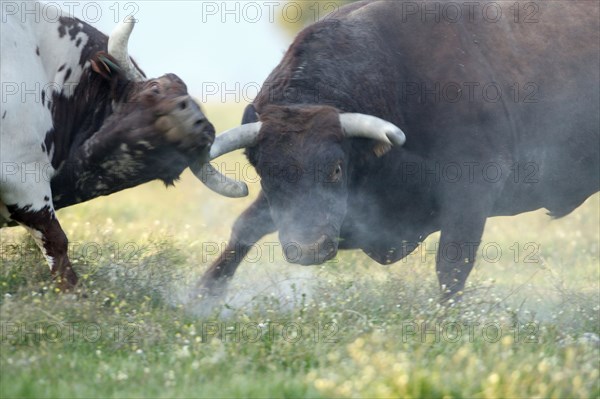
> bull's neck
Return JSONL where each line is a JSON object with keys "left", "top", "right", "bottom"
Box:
{"left": 46, "top": 68, "right": 116, "bottom": 171}
{"left": 49, "top": 113, "right": 140, "bottom": 209}
{"left": 256, "top": 69, "right": 398, "bottom": 123}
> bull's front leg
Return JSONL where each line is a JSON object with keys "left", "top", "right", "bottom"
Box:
{"left": 436, "top": 213, "right": 487, "bottom": 302}
{"left": 434, "top": 154, "right": 508, "bottom": 302}
{"left": 2, "top": 178, "right": 78, "bottom": 291}
{"left": 194, "top": 192, "right": 275, "bottom": 298}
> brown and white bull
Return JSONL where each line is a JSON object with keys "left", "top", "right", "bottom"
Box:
{"left": 0, "top": 4, "right": 244, "bottom": 290}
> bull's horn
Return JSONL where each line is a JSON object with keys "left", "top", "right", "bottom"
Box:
{"left": 208, "top": 122, "right": 262, "bottom": 159}
{"left": 339, "top": 113, "right": 406, "bottom": 146}
{"left": 190, "top": 162, "right": 249, "bottom": 198}
{"left": 108, "top": 16, "right": 145, "bottom": 82}
{"left": 191, "top": 122, "right": 262, "bottom": 197}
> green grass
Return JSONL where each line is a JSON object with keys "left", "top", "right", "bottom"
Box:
{"left": 1, "top": 102, "right": 599, "bottom": 398}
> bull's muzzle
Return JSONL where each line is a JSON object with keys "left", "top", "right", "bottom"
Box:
{"left": 155, "top": 96, "right": 215, "bottom": 151}
{"left": 282, "top": 235, "right": 338, "bottom": 265}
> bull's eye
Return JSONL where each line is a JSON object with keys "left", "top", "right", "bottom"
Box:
{"left": 330, "top": 162, "right": 343, "bottom": 182}
{"left": 150, "top": 82, "right": 160, "bottom": 94}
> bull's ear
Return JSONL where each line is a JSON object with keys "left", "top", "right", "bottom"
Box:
{"left": 241, "top": 104, "right": 259, "bottom": 124}
{"left": 241, "top": 104, "right": 261, "bottom": 165}
{"left": 90, "top": 51, "right": 124, "bottom": 80}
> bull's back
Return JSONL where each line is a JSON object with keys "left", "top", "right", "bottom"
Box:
{"left": 1, "top": 16, "right": 55, "bottom": 169}
{"left": 380, "top": 0, "right": 599, "bottom": 215}
{"left": 356, "top": 1, "right": 599, "bottom": 138}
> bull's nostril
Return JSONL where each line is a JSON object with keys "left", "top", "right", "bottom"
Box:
{"left": 194, "top": 119, "right": 204, "bottom": 127}
{"left": 179, "top": 101, "right": 187, "bottom": 110}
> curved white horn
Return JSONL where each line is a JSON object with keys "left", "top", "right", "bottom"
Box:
{"left": 339, "top": 113, "right": 406, "bottom": 146}
{"left": 108, "top": 16, "right": 145, "bottom": 82}
{"left": 208, "top": 122, "right": 262, "bottom": 159}
{"left": 190, "top": 162, "right": 249, "bottom": 198}
{"left": 191, "top": 122, "right": 262, "bottom": 198}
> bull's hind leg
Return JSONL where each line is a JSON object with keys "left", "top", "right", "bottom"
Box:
{"left": 1, "top": 174, "right": 77, "bottom": 291}
{"left": 195, "top": 192, "right": 274, "bottom": 297}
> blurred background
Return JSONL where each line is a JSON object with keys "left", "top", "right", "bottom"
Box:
{"left": 64, "top": 1, "right": 355, "bottom": 98}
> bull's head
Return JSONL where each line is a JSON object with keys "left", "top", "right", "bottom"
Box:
{"left": 194, "top": 104, "right": 405, "bottom": 264}
{"left": 95, "top": 16, "right": 215, "bottom": 163}
{"left": 52, "top": 17, "right": 244, "bottom": 207}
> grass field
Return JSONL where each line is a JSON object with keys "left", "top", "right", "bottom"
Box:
{"left": 1, "top": 102, "right": 599, "bottom": 398}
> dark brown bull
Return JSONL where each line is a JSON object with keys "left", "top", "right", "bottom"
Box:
{"left": 195, "top": 0, "right": 599, "bottom": 300}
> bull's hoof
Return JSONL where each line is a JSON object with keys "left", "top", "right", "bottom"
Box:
{"left": 54, "top": 268, "right": 79, "bottom": 293}
{"left": 190, "top": 277, "right": 228, "bottom": 301}
{"left": 439, "top": 289, "right": 464, "bottom": 306}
